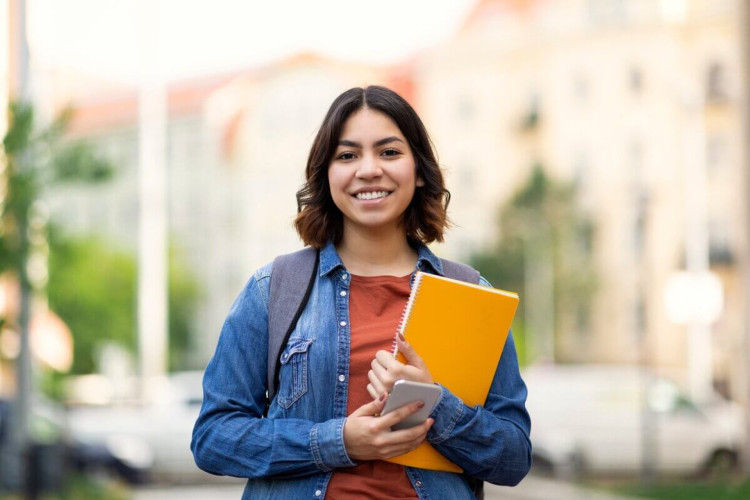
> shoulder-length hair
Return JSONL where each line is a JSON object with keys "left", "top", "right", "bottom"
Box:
{"left": 294, "top": 85, "right": 450, "bottom": 248}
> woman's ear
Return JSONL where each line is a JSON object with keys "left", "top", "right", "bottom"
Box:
{"left": 416, "top": 176, "right": 425, "bottom": 187}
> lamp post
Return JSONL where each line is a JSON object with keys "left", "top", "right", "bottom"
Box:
{"left": 137, "top": 0, "right": 169, "bottom": 404}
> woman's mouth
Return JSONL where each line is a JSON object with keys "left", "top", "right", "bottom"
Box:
{"left": 354, "top": 191, "right": 391, "bottom": 201}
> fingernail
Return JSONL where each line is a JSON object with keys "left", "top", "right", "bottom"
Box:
{"left": 417, "top": 401, "right": 425, "bottom": 408}
{"left": 379, "top": 392, "right": 386, "bottom": 401}
{"left": 398, "top": 332, "right": 406, "bottom": 342}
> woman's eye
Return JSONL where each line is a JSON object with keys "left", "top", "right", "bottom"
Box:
{"left": 337, "top": 152, "right": 355, "bottom": 161}
{"left": 382, "top": 149, "right": 401, "bottom": 157}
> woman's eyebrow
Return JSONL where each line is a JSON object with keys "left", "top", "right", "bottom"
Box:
{"left": 337, "top": 136, "right": 405, "bottom": 148}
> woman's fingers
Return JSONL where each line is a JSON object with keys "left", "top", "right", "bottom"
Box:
{"left": 375, "top": 350, "right": 401, "bottom": 372}
{"left": 367, "top": 369, "right": 387, "bottom": 398}
{"left": 370, "top": 356, "right": 393, "bottom": 384}
{"left": 366, "top": 383, "right": 379, "bottom": 400}
{"left": 351, "top": 391, "right": 388, "bottom": 417}
{"left": 379, "top": 400, "right": 426, "bottom": 428}
{"left": 345, "top": 396, "right": 435, "bottom": 461}
{"left": 376, "top": 418, "right": 434, "bottom": 458}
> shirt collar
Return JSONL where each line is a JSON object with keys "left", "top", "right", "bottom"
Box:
{"left": 318, "top": 240, "right": 444, "bottom": 277}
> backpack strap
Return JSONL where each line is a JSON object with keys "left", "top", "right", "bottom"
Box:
{"left": 267, "top": 247, "right": 319, "bottom": 407}
{"left": 439, "top": 258, "right": 481, "bottom": 285}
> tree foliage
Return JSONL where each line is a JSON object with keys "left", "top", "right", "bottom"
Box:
{"left": 47, "top": 229, "right": 201, "bottom": 374}
{"left": 2, "top": 101, "right": 199, "bottom": 377}
{"left": 469, "top": 164, "right": 597, "bottom": 363}
{"left": 1, "top": 101, "right": 115, "bottom": 376}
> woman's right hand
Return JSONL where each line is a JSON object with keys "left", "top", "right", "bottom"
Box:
{"left": 343, "top": 392, "right": 434, "bottom": 461}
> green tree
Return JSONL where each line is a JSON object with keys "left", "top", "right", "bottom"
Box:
{"left": 1, "top": 101, "right": 113, "bottom": 369}
{"left": 469, "top": 164, "right": 597, "bottom": 364}
{"left": 46, "top": 229, "right": 201, "bottom": 374}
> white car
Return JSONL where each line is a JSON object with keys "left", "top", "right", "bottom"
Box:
{"left": 523, "top": 364, "right": 745, "bottom": 477}
{"left": 67, "top": 371, "right": 212, "bottom": 483}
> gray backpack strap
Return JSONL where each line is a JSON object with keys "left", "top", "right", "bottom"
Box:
{"left": 267, "top": 247, "right": 319, "bottom": 406}
{"left": 440, "top": 258, "right": 481, "bottom": 284}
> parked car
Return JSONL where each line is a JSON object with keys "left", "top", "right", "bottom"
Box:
{"left": 67, "top": 370, "right": 211, "bottom": 483}
{"left": 523, "top": 364, "right": 745, "bottom": 478}
{"left": 0, "top": 396, "right": 148, "bottom": 491}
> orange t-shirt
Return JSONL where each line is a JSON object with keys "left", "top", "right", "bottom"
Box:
{"left": 325, "top": 274, "right": 418, "bottom": 500}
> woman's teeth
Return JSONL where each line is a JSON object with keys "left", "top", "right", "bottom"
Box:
{"left": 355, "top": 191, "right": 389, "bottom": 200}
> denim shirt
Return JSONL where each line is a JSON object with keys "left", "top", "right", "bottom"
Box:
{"left": 191, "top": 242, "right": 531, "bottom": 499}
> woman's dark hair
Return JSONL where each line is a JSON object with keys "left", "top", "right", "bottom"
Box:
{"left": 294, "top": 85, "right": 450, "bottom": 248}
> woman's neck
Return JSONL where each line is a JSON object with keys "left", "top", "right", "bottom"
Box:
{"left": 337, "top": 227, "right": 418, "bottom": 277}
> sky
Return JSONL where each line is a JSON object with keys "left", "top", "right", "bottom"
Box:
{"left": 28, "top": 0, "right": 479, "bottom": 85}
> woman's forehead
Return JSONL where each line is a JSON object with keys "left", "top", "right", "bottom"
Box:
{"left": 339, "top": 108, "right": 405, "bottom": 141}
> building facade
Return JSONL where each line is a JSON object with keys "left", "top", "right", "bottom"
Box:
{"left": 416, "top": 0, "right": 745, "bottom": 399}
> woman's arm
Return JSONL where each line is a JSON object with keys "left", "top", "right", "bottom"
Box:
{"left": 190, "top": 272, "right": 355, "bottom": 479}
{"left": 427, "top": 331, "right": 532, "bottom": 486}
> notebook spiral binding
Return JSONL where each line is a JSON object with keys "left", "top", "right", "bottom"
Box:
{"left": 392, "top": 271, "right": 425, "bottom": 357}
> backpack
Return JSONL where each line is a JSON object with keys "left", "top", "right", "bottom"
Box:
{"left": 267, "top": 247, "right": 484, "bottom": 499}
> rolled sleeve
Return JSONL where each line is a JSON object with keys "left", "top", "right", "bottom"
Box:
{"left": 428, "top": 385, "right": 465, "bottom": 443}
{"left": 310, "top": 417, "right": 356, "bottom": 471}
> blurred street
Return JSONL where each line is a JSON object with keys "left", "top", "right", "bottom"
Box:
{"left": 130, "top": 476, "right": 636, "bottom": 500}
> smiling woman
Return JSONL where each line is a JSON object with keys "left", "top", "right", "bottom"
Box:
{"left": 295, "top": 87, "right": 449, "bottom": 258}
{"left": 191, "top": 85, "right": 531, "bottom": 500}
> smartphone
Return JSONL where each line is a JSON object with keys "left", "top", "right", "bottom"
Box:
{"left": 381, "top": 380, "right": 442, "bottom": 430}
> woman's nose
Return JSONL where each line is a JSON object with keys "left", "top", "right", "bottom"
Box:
{"left": 356, "top": 154, "right": 383, "bottom": 179}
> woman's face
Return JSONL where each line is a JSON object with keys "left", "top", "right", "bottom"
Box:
{"left": 328, "top": 108, "right": 424, "bottom": 238}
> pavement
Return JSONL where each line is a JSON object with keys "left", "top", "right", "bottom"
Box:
{"left": 131, "top": 475, "right": 639, "bottom": 500}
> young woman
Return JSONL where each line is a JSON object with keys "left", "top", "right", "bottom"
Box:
{"left": 191, "top": 86, "right": 531, "bottom": 499}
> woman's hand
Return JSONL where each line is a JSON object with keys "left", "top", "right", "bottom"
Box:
{"left": 366, "top": 333, "right": 433, "bottom": 400}
{"left": 343, "top": 392, "right": 434, "bottom": 461}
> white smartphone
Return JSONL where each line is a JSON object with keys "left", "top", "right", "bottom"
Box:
{"left": 381, "top": 380, "right": 442, "bottom": 430}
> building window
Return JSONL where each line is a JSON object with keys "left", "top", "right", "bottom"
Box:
{"left": 706, "top": 61, "right": 729, "bottom": 102}
{"left": 521, "top": 93, "right": 540, "bottom": 129}
{"left": 706, "top": 134, "right": 727, "bottom": 173}
{"left": 634, "top": 293, "right": 647, "bottom": 339}
{"left": 629, "top": 66, "right": 643, "bottom": 94}
{"left": 457, "top": 96, "right": 475, "bottom": 122}
{"left": 709, "top": 217, "right": 733, "bottom": 264}
{"left": 629, "top": 141, "right": 647, "bottom": 261}
{"left": 573, "top": 74, "right": 589, "bottom": 103}
{"left": 587, "top": 0, "right": 626, "bottom": 25}
{"left": 459, "top": 164, "right": 475, "bottom": 192}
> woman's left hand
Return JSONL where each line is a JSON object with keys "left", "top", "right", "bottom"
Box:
{"left": 367, "top": 333, "right": 433, "bottom": 400}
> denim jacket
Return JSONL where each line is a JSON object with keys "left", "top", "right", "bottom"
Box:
{"left": 191, "top": 242, "right": 532, "bottom": 499}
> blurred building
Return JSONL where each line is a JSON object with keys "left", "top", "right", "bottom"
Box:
{"left": 415, "top": 0, "right": 745, "bottom": 398}
{"left": 44, "top": 56, "right": 386, "bottom": 366}
{"left": 26, "top": 0, "right": 749, "bottom": 404}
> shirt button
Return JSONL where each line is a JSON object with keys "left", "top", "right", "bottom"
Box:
{"left": 315, "top": 490, "right": 322, "bottom": 497}
{"left": 340, "top": 321, "right": 347, "bottom": 327}
{"left": 341, "top": 273, "right": 348, "bottom": 281}
{"left": 338, "top": 374, "right": 345, "bottom": 382}
{"left": 340, "top": 291, "right": 347, "bottom": 297}
{"left": 415, "top": 480, "right": 423, "bottom": 487}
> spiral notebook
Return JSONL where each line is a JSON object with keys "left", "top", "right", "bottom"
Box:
{"left": 385, "top": 271, "right": 519, "bottom": 472}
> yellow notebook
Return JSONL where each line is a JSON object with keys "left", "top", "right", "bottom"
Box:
{"left": 385, "top": 271, "right": 519, "bottom": 472}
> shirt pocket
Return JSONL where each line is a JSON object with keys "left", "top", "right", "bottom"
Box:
{"left": 276, "top": 337, "right": 314, "bottom": 409}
